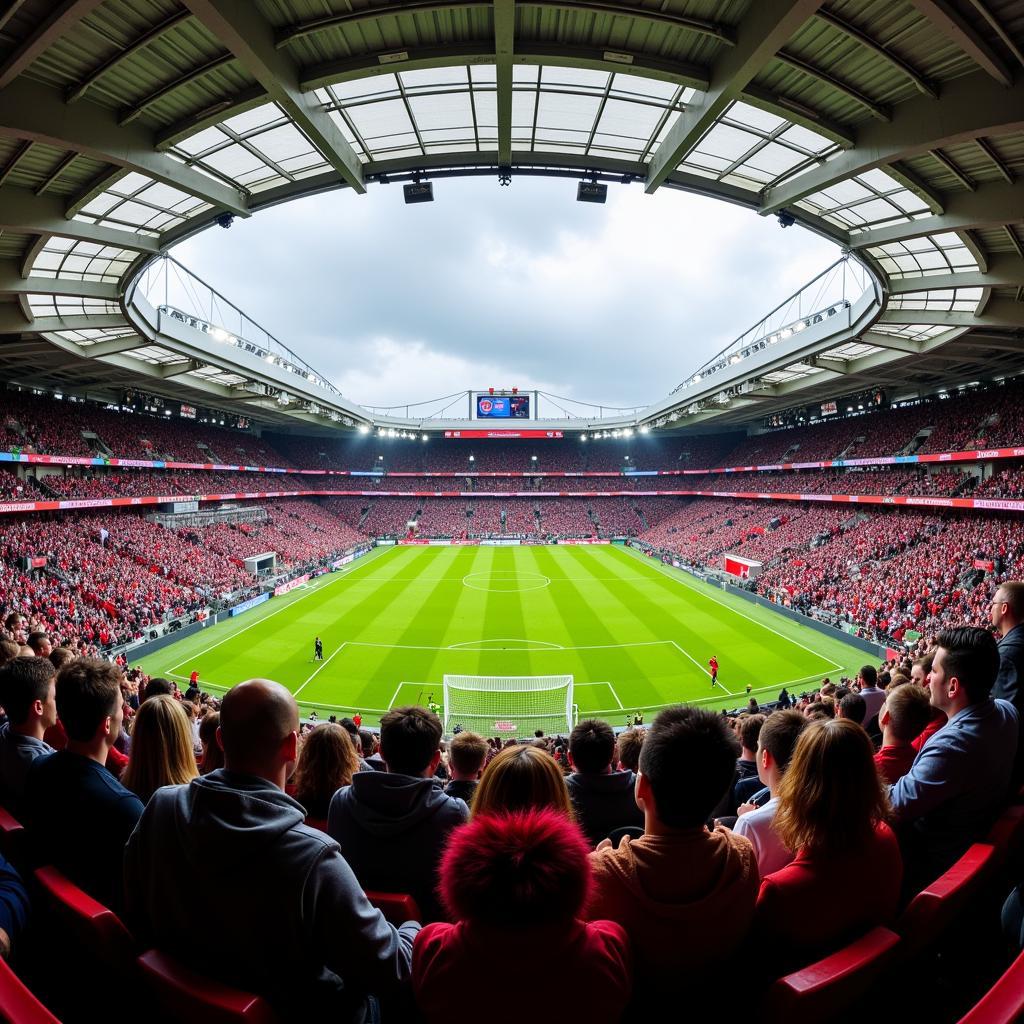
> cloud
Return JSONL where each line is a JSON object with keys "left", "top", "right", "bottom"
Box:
{"left": 173, "top": 177, "right": 840, "bottom": 409}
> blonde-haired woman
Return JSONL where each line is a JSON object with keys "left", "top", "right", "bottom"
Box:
{"left": 753, "top": 718, "right": 901, "bottom": 971}
{"left": 123, "top": 695, "right": 198, "bottom": 804}
{"left": 471, "top": 743, "right": 573, "bottom": 819}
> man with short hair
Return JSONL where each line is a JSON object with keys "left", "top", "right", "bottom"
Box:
{"left": 875, "top": 683, "right": 933, "bottom": 785}
{"left": 891, "top": 627, "right": 1019, "bottom": 890}
{"left": 857, "top": 665, "right": 886, "bottom": 726}
{"left": 733, "top": 710, "right": 808, "bottom": 876}
{"left": 327, "top": 706, "right": 467, "bottom": 921}
{"left": 25, "top": 632, "right": 52, "bottom": 659}
{"left": 991, "top": 581, "right": 1024, "bottom": 778}
{"left": 567, "top": 718, "right": 644, "bottom": 846}
{"left": 141, "top": 677, "right": 174, "bottom": 702}
{"left": 910, "top": 653, "right": 945, "bottom": 751}
{"left": 445, "top": 730, "right": 488, "bottom": 805}
{"left": 587, "top": 705, "right": 758, "bottom": 992}
{"left": 736, "top": 715, "right": 765, "bottom": 783}
{"left": 837, "top": 692, "right": 867, "bottom": 725}
{"left": 126, "top": 679, "right": 417, "bottom": 1021}
{"left": 0, "top": 657, "right": 56, "bottom": 812}
{"left": 616, "top": 727, "right": 644, "bottom": 773}
{"left": 24, "top": 659, "right": 143, "bottom": 911}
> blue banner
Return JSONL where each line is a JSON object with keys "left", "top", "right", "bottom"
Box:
{"left": 229, "top": 592, "right": 271, "bottom": 617}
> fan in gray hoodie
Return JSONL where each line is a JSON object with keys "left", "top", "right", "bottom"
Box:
{"left": 124, "top": 680, "right": 418, "bottom": 1023}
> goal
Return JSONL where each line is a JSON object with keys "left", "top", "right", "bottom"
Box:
{"left": 442, "top": 674, "right": 576, "bottom": 738}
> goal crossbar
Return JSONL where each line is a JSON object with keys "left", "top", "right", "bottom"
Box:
{"left": 442, "top": 673, "right": 575, "bottom": 737}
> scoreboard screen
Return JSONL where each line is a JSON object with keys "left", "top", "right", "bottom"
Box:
{"left": 476, "top": 394, "right": 530, "bottom": 418}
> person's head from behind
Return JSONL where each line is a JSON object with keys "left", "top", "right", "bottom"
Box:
{"left": 26, "top": 632, "right": 52, "bottom": 658}
{"left": 122, "top": 695, "right": 198, "bottom": 803}
{"left": 616, "top": 727, "right": 644, "bottom": 772}
{"left": 568, "top": 718, "right": 615, "bottom": 774}
{"left": 449, "top": 730, "right": 489, "bottom": 781}
{"left": 774, "top": 719, "right": 890, "bottom": 856}
{"left": 739, "top": 714, "right": 765, "bottom": 758}
{"left": 858, "top": 665, "right": 878, "bottom": 689}
{"left": 56, "top": 658, "right": 125, "bottom": 751}
{"left": 198, "top": 711, "right": 223, "bottom": 774}
{"left": 48, "top": 647, "right": 76, "bottom": 672}
{"left": 218, "top": 679, "right": 299, "bottom": 783}
{"left": 142, "top": 677, "right": 174, "bottom": 703}
{"left": 292, "top": 723, "right": 359, "bottom": 807}
{"left": 358, "top": 728, "right": 376, "bottom": 759}
{"left": 928, "top": 626, "right": 999, "bottom": 714}
{"left": 439, "top": 809, "right": 591, "bottom": 926}
{"left": 0, "top": 656, "right": 57, "bottom": 732}
{"left": 756, "top": 709, "right": 808, "bottom": 789}
{"left": 804, "top": 701, "right": 833, "bottom": 721}
{"left": 880, "top": 683, "right": 933, "bottom": 746}
{"left": 472, "top": 744, "right": 572, "bottom": 819}
{"left": 837, "top": 692, "right": 867, "bottom": 725}
{"left": 379, "top": 705, "right": 442, "bottom": 777}
{"left": 0, "top": 639, "right": 20, "bottom": 670}
{"left": 636, "top": 705, "right": 738, "bottom": 830}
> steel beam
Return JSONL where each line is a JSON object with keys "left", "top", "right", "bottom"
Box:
{"left": 907, "top": 0, "right": 1011, "bottom": 85}
{"left": 182, "top": 0, "right": 365, "bottom": 194}
{"left": 495, "top": 0, "right": 515, "bottom": 166}
{"left": 0, "top": 79, "right": 249, "bottom": 215}
{"left": 760, "top": 73, "right": 1024, "bottom": 214}
{"left": 0, "top": 0, "right": 105, "bottom": 89}
{"left": 646, "top": 0, "right": 825, "bottom": 193}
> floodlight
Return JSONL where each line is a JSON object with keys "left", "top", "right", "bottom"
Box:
{"left": 358, "top": 424, "right": 370, "bottom": 434}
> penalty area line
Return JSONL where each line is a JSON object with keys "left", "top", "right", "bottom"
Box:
{"left": 294, "top": 643, "right": 348, "bottom": 699}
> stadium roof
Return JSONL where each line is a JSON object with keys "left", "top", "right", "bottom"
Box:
{"left": 0, "top": 0, "right": 1021, "bottom": 432}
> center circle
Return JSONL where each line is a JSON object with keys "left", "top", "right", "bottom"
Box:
{"left": 462, "top": 570, "right": 551, "bottom": 593}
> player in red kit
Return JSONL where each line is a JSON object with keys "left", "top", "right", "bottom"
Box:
{"left": 709, "top": 656, "right": 719, "bottom": 688}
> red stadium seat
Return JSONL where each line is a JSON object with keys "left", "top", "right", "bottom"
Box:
{"left": 897, "top": 844, "right": 998, "bottom": 957}
{"left": 958, "top": 948, "right": 1024, "bottom": 1024}
{"left": 137, "top": 950, "right": 278, "bottom": 1024}
{"left": 0, "top": 956, "right": 61, "bottom": 1024}
{"left": 0, "top": 807, "right": 27, "bottom": 867}
{"left": 760, "top": 926, "right": 900, "bottom": 1024}
{"left": 365, "top": 890, "right": 421, "bottom": 925}
{"left": 32, "top": 866, "right": 136, "bottom": 972}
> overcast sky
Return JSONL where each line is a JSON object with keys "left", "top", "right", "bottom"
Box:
{"left": 173, "top": 178, "right": 838, "bottom": 411}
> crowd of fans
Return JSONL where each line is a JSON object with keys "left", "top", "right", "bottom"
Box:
{"left": 0, "top": 617, "right": 1022, "bottom": 1020}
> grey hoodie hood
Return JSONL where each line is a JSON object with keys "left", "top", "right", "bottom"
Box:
{"left": 342, "top": 770, "right": 464, "bottom": 838}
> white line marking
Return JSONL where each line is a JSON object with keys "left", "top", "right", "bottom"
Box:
{"left": 294, "top": 642, "right": 348, "bottom": 698}
{"left": 166, "top": 548, "right": 394, "bottom": 674}
{"left": 606, "top": 681, "right": 625, "bottom": 710}
{"left": 616, "top": 546, "right": 843, "bottom": 673}
{"left": 446, "top": 638, "right": 564, "bottom": 650}
{"left": 386, "top": 682, "right": 405, "bottom": 710}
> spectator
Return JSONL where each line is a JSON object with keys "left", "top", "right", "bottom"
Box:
{"left": 616, "top": 727, "right": 644, "bottom": 773}
{"left": 122, "top": 695, "right": 198, "bottom": 804}
{"left": 992, "top": 580, "right": 1024, "bottom": 777}
{"left": 754, "top": 719, "right": 901, "bottom": 973}
{"left": 24, "top": 658, "right": 143, "bottom": 912}
{"left": 857, "top": 665, "right": 886, "bottom": 732}
{"left": 733, "top": 710, "right": 808, "bottom": 877}
{"left": 472, "top": 743, "right": 573, "bottom": 818}
{"left": 445, "top": 730, "right": 488, "bottom": 806}
{"left": 891, "top": 627, "right": 1018, "bottom": 892}
{"left": 875, "top": 684, "right": 933, "bottom": 785}
{"left": 566, "top": 719, "right": 644, "bottom": 846}
{"left": 142, "top": 677, "right": 174, "bottom": 703}
{"left": 736, "top": 715, "right": 765, "bottom": 783}
{"left": 357, "top": 728, "right": 378, "bottom": 762}
{"left": 292, "top": 723, "right": 359, "bottom": 820}
{"left": 327, "top": 706, "right": 467, "bottom": 922}
{"left": 125, "top": 679, "right": 417, "bottom": 1020}
{"left": 837, "top": 692, "right": 867, "bottom": 725}
{"left": 413, "top": 810, "right": 631, "bottom": 1023}
{"left": 587, "top": 706, "right": 758, "bottom": 995}
{"left": 48, "top": 647, "right": 76, "bottom": 672}
{"left": 0, "top": 657, "right": 56, "bottom": 812}
{"left": 25, "top": 632, "right": 52, "bottom": 658}
{"left": 0, "top": 640, "right": 19, "bottom": 670}
{"left": 910, "top": 654, "right": 946, "bottom": 752}
{"left": 198, "top": 711, "right": 224, "bottom": 774}
{"left": 0, "top": 854, "right": 28, "bottom": 960}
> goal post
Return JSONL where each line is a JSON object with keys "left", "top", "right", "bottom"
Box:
{"left": 442, "top": 674, "right": 576, "bottom": 737}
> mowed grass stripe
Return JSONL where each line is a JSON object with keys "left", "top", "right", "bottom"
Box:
{"left": 479, "top": 546, "right": 536, "bottom": 677}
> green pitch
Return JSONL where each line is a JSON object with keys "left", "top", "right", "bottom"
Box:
{"left": 140, "top": 544, "right": 870, "bottom": 728}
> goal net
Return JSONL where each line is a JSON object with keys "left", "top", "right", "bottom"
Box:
{"left": 442, "top": 674, "right": 576, "bottom": 738}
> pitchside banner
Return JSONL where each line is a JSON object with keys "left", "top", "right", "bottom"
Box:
{"left": 229, "top": 592, "right": 270, "bottom": 617}
{"left": 274, "top": 573, "right": 310, "bottom": 596}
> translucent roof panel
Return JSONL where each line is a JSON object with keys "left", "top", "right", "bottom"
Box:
{"left": 28, "top": 239, "right": 136, "bottom": 283}
{"left": 886, "top": 287, "right": 984, "bottom": 312}
{"left": 170, "top": 104, "right": 331, "bottom": 194}
{"left": 75, "top": 172, "right": 211, "bottom": 234}
{"left": 677, "top": 99, "right": 839, "bottom": 192}
{"left": 799, "top": 168, "right": 934, "bottom": 231}
{"left": 51, "top": 327, "right": 137, "bottom": 347}
{"left": 871, "top": 322, "right": 957, "bottom": 341}
{"left": 317, "top": 65, "right": 687, "bottom": 164}
{"left": 866, "top": 234, "right": 980, "bottom": 279}
{"left": 28, "top": 295, "right": 121, "bottom": 318}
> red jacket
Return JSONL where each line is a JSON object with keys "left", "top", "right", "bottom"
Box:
{"left": 754, "top": 822, "right": 901, "bottom": 973}
{"left": 413, "top": 810, "right": 631, "bottom": 1023}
